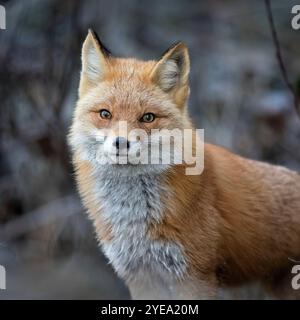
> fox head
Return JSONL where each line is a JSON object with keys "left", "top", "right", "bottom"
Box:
{"left": 69, "top": 29, "right": 193, "bottom": 172}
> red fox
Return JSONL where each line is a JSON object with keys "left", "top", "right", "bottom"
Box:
{"left": 69, "top": 29, "right": 300, "bottom": 299}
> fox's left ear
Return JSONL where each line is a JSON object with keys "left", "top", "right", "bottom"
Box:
{"left": 79, "top": 29, "right": 111, "bottom": 97}
{"left": 150, "top": 42, "right": 190, "bottom": 107}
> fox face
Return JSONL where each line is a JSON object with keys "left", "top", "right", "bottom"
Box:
{"left": 69, "top": 30, "right": 192, "bottom": 172}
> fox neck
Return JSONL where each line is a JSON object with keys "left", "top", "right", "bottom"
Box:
{"left": 91, "top": 165, "right": 187, "bottom": 282}
{"left": 94, "top": 168, "right": 165, "bottom": 222}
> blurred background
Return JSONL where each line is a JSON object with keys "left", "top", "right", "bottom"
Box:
{"left": 0, "top": 0, "right": 300, "bottom": 299}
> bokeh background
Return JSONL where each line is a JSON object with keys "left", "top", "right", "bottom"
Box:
{"left": 0, "top": 0, "right": 300, "bottom": 299}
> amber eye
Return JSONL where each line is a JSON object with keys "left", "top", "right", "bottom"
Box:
{"left": 99, "top": 109, "right": 112, "bottom": 119}
{"left": 140, "top": 113, "right": 155, "bottom": 123}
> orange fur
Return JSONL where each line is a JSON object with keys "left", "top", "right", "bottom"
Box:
{"left": 73, "top": 156, "right": 113, "bottom": 243}
{"left": 150, "top": 144, "right": 300, "bottom": 288}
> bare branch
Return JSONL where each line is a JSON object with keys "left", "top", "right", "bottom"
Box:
{"left": 264, "top": 0, "right": 300, "bottom": 117}
{"left": 0, "top": 195, "right": 82, "bottom": 242}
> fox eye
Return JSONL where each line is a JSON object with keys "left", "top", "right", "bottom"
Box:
{"left": 140, "top": 113, "right": 155, "bottom": 123}
{"left": 99, "top": 109, "right": 112, "bottom": 119}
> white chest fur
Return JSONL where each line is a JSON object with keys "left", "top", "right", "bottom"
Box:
{"left": 92, "top": 168, "right": 187, "bottom": 283}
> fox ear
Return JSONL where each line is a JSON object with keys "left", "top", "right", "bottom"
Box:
{"left": 151, "top": 42, "right": 190, "bottom": 94}
{"left": 79, "top": 29, "right": 111, "bottom": 97}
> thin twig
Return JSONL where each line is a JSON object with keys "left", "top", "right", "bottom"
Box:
{"left": 264, "top": 0, "right": 299, "bottom": 117}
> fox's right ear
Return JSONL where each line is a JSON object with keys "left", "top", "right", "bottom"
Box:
{"left": 79, "top": 29, "right": 111, "bottom": 97}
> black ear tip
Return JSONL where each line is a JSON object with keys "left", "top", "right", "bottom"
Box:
{"left": 87, "top": 28, "right": 112, "bottom": 57}
{"left": 88, "top": 28, "right": 99, "bottom": 42}
{"left": 173, "top": 41, "right": 184, "bottom": 46}
{"left": 159, "top": 41, "right": 188, "bottom": 59}
{"left": 172, "top": 41, "right": 188, "bottom": 50}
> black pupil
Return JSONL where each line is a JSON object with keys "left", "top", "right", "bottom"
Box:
{"left": 101, "top": 110, "right": 109, "bottom": 118}
{"left": 145, "top": 114, "right": 153, "bottom": 121}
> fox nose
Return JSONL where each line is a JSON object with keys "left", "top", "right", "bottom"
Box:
{"left": 113, "top": 137, "right": 130, "bottom": 150}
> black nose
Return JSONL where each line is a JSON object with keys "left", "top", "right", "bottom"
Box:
{"left": 113, "top": 137, "right": 130, "bottom": 150}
